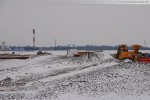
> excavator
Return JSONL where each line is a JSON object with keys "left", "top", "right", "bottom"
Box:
{"left": 111, "top": 44, "right": 150, "bottom": 62}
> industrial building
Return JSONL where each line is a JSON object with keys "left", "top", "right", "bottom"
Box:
{"left": 0, "top": 42, "right": 11, "bottom": 51}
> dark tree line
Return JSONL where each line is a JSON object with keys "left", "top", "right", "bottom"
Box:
{"left": 10, "top": 45, "right": 150, "bottom": 51}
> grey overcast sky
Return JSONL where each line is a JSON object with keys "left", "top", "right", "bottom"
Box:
{"left": 0, "top": 0, "right": 150, "bottom": 47}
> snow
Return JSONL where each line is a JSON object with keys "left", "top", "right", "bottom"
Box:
{"left": 52, "top": 93, "right": 150, "bottom": 100}
{"left": 0, "top": 50, "right": 150, "bottom": 100}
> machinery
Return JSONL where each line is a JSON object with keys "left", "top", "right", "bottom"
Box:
{"left": 112, "top": 44, "right": 150, "bottom": 63}
{"left": 117, "top": 45, "right": 140, "bottom": 60}
{"left": 112, "top": 44, "right": 141, "bottom": 60}
{"left": 67, "top": 49, "right": 92, "bottom": 57}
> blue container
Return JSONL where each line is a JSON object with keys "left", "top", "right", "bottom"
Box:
{"left": 145, "top": 53, "right": 150, "bottom": 57}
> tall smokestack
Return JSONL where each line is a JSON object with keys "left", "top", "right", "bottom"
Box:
{"left": 33, "top": 29, "right": 35, "bottom": 47}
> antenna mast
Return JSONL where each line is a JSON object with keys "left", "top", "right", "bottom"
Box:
{"left": 33, "top": 29, "right": 35, "bottom": 47}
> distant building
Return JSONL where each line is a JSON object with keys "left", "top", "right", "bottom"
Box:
{"left": 67, "top": 49, "right": 78, "bottom": 57}
{"left": 1, "top": 42, "right": 6, "bottom": 51}
{"left": 0, "top": 42, "right": 11, "bottom": 51}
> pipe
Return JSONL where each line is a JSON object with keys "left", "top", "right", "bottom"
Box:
{"left": 132, "top": 45, "right": 141, "bottom": 54}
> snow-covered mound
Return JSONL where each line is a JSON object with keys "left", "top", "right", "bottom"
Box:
{"left": 68, "top": 51, "right": 115, "bottom": 64}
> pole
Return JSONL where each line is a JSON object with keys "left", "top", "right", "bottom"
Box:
{"left": 33, "top": 29, "right": 35, "bottom": 47}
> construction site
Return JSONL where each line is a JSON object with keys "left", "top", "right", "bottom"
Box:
{"left": 0, "top": 20, "right": 150, "bottom": 100}
{"left": 0, "top": 45, "right": 150, "bottom": 100}
{"left": 0, "top": 0, "right": 150, "bottom": 100}
{"left": 1, "top": 27, "right": 150, "bottom": 100}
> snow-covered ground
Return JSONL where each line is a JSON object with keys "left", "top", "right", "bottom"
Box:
{"left": 0, "top": 50, "right": 150, "bottom": 100}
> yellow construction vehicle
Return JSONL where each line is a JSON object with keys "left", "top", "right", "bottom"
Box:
{"left": 112, "top": 44, "right": 141, "bottom": 60}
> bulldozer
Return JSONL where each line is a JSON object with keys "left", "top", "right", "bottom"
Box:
{"left": 112, "top": 44, "right": 141, "bottom": 60}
